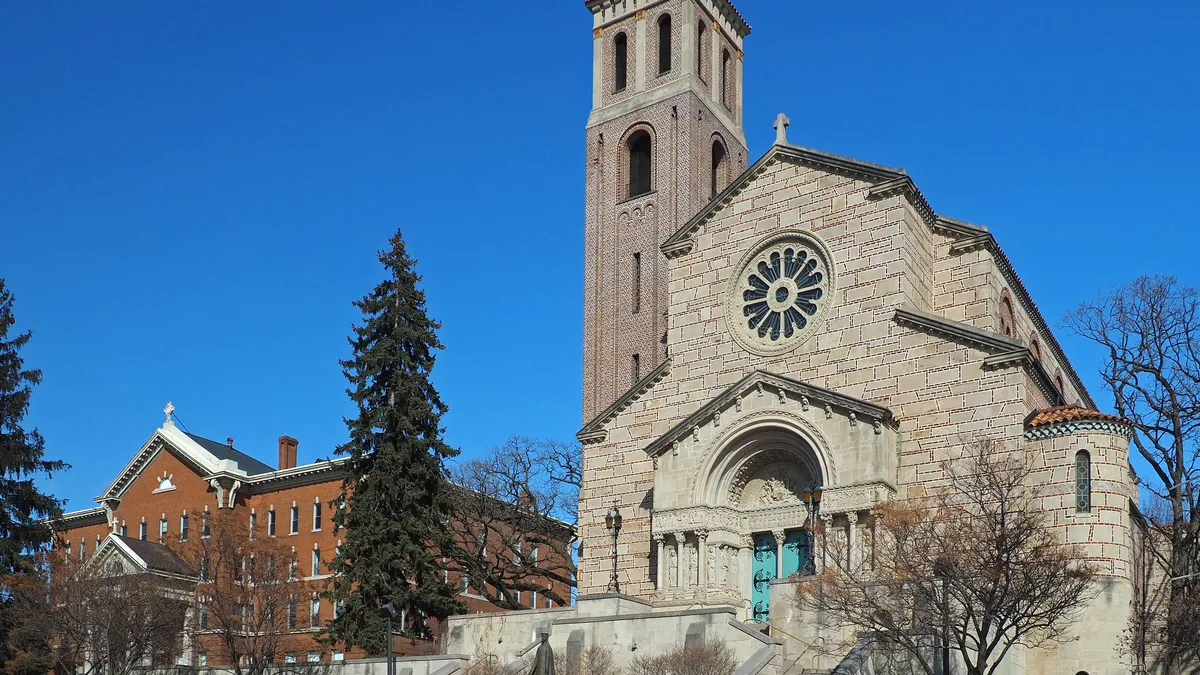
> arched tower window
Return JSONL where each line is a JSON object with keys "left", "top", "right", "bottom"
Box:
{"left": 696, "top": 20, "right": 706, "bottom": 81}
{"left": 999, "top": 294, "right": 1015, "bottom": 337}
{"left": 721, "top": 48, "right": 732, "bottom": 109}
{"left": 627, "top": 131, "right": 652, "bottom": 197}
{"left": 658, "top": 15, "right": 672, "bottom": 74}
{"left": 1075, "top": 451, "right": 1091, "bottom": 513}
{"left": 614, "top": 33, "right": 628, "bottom": 92}
{"left": 711, "top": 140, "right": 727, "bottom": 198}
{"left": 1055, "top": 371, "right": 1066, "bottom": 399}
{"left": 1030, "top": 335, "right": 1042, "bottom": 363}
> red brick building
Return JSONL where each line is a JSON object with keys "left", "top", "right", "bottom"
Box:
{"left": 52, "top": 411, "right": 572, "bottom": 666}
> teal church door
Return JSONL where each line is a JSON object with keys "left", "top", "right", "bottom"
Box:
{"left": 751, "top": 533, "right": 777, "bottom": 623}
{"left": 782, "top": 530, "right": 811, "bottom": 578}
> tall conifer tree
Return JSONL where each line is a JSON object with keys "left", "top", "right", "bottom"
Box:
{"left": 325, "top": 231, "right": 462, "bottom": 654}
{"left": 0, "top": 278, "right": 65, "bottom": 673}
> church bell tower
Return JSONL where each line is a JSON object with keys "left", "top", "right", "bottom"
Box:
{"left": 582, "top": 0, "right": 751, "bottom": 422}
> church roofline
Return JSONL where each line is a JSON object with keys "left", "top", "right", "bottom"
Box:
{"left": 931, "top": 215, "right": 1096, "bottom": 410}
{"left": 894, "top": 306, "right": 1066, "bottom": 408}
{"left": 662, "top": 143, "right": 927, "bottom": 258}
{"left": 660, "top": 136, "right": 1096, "bottom": 410}
{"left": 577, "top": 358, "right": 673, "bottom": 444}
{"left": 642, "top": 370, "right": 896, "bottom": 459}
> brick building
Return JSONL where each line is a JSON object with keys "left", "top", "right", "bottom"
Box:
{"left": 52, "top": 413, "right": 571, "bottom": 666}
{"left": 445, "top": 0, "right": 1142, "bottom": 673}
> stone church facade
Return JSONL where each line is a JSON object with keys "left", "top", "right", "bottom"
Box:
{"left": 451, "top": 0, "right": 1139, "bottom": 673}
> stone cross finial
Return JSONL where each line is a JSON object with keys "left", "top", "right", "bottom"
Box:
{"left": 773, "top": 113, "right": 790, "bottom": 144}
{"left": 163, "top": 401, "right": 175, "bottom": 425}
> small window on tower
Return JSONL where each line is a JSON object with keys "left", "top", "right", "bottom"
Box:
{"left": 632, "top": 354, "right": 641, "bottom": 384}
{"left": 627, "top": 131, "right": 652, "bottom": 197}
{"left": 721, "top": 49, "right": 732, "bottom": 109}
{"left": 1075, "top": 451, "right": 1092, "bottom": 513}
{"left": 696, "top": 20, "right": 706, "bottom": 81}
{"left": 711, "top": 140, "right": 727, "bottom": 198}
{"left": 614, "top": 32, "right": 628, "bottom": 92}
{"left": 658, "top": 15, "right": 672, "bottom": 74}
{"left": 632, "top": 252, "right": 642, "bottom": 314}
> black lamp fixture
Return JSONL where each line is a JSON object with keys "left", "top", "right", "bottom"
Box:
{"left": 604, "top": 504, "right": 622, "bottom": 593}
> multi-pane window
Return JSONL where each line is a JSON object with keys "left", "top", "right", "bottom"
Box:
{"left": 287, "top": 600, "right": 297, "bottom": 629}
{"left": 139, "top": 521, "right": 147, "bottom": 541}
{"left": 657, "top": 14, "right": 672, "bottom": 74}
{"left": 268, "top": 509, "right": 276, "bottom": 536}
{"left": 200, "top": 555, "right": 209, "bottom": 582}
{"left": 307, "top": 652, "right": 320, "bottom": 663}
{"left": 290, "top": 557, "right": 298, "bottom": 580}
{"left": 290, "top": 505, "right": 299, "bottom": 534}
{"left": 309, "top": 597, "right": 320, "bottom": 628}
{"left": 198, "top": 653, "right": 208, "bottom": 667}
{"left": 1075, "top": 451, "right": 1092, "bottom": 513}
{"left": 249, "top": 512, "right": 257, "bottom": 540}
{"left": 332, "top": 652, "right": 344, "bottom": 663}
{"left": 202, "top": 513, "right": 211, "bottom": 538}
{"left": 79, "top": 538, "right": 86, "bottom": 562}
{"left": 284, "top": 653, "right": 297, "bottom": 664}
{"left": 181, "top": 513, "right": 189, "bottom": 541}
{"left": 313, "top": 501, "right": 322, "bottom": 531}
{"left": 160, "top": 516, "right": 168, "bottom": 540}
{"left": 311, "top": 548, "right": 321, "bottom": 576}
{"left": 614, "top": 32, "right": 628, "bottom": 92}
{"left": 199, "top": 603, "right": 209, "bottom": 630}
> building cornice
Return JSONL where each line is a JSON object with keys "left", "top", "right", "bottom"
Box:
{"left": 577, "top": 358, "right": 673, "bottom": 444}
{"left": 895, "top": 307, "right": 1065, "bottom": 407}
{"left": 586, "top": 0, "right": 751, "bottom": 37}
{"left": 1023, "top": 418, "right": 1134, "bottom": 441}
{"left": 932, "top": 215, "right": 1096, "bottom": 409}
{"left": 52, "top": 506, "right": 108, "bottom": 531}
{"left": 642, "top": 369, "right": 896, "bottom": 459}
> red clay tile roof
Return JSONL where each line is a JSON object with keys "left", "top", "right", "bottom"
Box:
{"left": 1025, "top": 404, "right": 1130, "bottom": 428}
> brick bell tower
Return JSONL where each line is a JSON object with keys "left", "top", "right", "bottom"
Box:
{"left": 582, "top": 0, "right": 751, "bottom": 422}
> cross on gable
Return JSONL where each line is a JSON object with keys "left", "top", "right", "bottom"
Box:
{"left": 774, "top": 113, "right": 790, "bottom": 145}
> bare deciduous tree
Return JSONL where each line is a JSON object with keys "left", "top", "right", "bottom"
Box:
{"left": 174, "top": 510, "right": 317, "bottom": 675}
{"left": 628, "top": 641, "right": 737, "bottom": 675}
{"left": 797, "top": 439, "right": 1097, "bottom": 675}
{"left": 444, "top": 436, "right": 578, "bottom": 609}
{"left": 1066, "top": 275, "right": 1200, "bottom": 672}
{"left": 40, "top": 554, "right": 187, "bottom": 675}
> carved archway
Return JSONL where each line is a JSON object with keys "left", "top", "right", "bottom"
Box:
{"left": 694, "top": 412, "right": 831, "bottom": 508}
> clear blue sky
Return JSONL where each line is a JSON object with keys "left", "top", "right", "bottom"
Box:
{"left": 3, "top": 1, "right": 1198, "bottom": 511}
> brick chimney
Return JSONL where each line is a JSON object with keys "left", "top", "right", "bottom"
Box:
{"left": 278, "top": 436, "right": 299, "bottom": 470}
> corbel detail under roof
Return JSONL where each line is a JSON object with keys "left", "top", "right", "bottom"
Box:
{"left": 577, "top": 358, "right": 673, "bottom": 445}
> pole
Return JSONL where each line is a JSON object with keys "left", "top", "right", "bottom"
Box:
{"left": 941, "top": 577, "right": 950, "bottom": 675}
{"left": 610, "top": 526, "right": 620, "bottom": 593}
{"left": 386, "top": 615, "right": 394, "bottom": 675}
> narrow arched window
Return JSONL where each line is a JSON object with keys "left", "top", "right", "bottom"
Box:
{"left": 1030, "top": 336, "right": 1042, "bottom": 363}
{"left": 1075, "top": 451, "right": 1091, "bottom": 513}
{"left": 696, "top": 20, "right": 706, "bottom": 81}
{"left": 658, "top": 15, "right": 672, "bottom": 74}
{"left": 710, "top": 140, "right": 727, "bottom": 198}
{"left": 627, "top": 131, "right": 652, "bottom": 197}
{"left": 614, "top": 33, "right": 628, "bottom": 92}
{"left": 721, "top": 49, "right": 732, "bottom": 109}
{"left": 1000, "top": 295, "right": 1015, "bottom": 336}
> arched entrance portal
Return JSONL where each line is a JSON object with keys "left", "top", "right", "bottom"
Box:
{"left": 651, "top": 423, "right": 827, "bottom": 622}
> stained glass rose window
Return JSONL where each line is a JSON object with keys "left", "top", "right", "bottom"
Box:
{"left": 726, "top": 231, "right": 834, "bottom": 355}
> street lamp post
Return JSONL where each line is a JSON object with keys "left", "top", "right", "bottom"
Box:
{"left": 380, "top": 602, "right": 398, "bottom": 675}
{"left": 800, "top": 484, "right": 822, "bottom": 574}
{"left": 604, "top": 505, "right": 622, "bottom": 593}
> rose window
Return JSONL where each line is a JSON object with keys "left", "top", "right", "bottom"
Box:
{"left": 727, "top": 232, "right": 834, "bottom": 356}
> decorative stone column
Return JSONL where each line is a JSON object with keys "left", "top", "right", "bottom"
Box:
{"left": 739, "top": 534, "right": 754, "bottom": 616}
{"left": 673, "top": 532, "right": 686, "bottom": 590}
{"left": 848, "top": 513, "right": 859, "bottom": 569}
{"left": 696, "top": 530, "right": 709, "bottom": 588}
{"left": 820, "top": 515, "right": 833, "bottom": 571}
{"left": 773, "top": 530, "right": 786, "bottom": 578}
{"left": 653, "top": 534, "right": 666, "bottom": 594}
{"left": 854, "top": 512, "right": 871, "bottom": 569}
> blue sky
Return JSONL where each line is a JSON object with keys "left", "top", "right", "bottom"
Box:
{"left": 3, "top": 1, "right": 1198, "bottom": 511}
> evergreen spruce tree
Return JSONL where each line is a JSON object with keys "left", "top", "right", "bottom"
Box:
{"left": 325, "top": 231, "right": 463, "bottom": 655}
{"left": 0, "top": 278, "right": 65, "bottom": 673}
